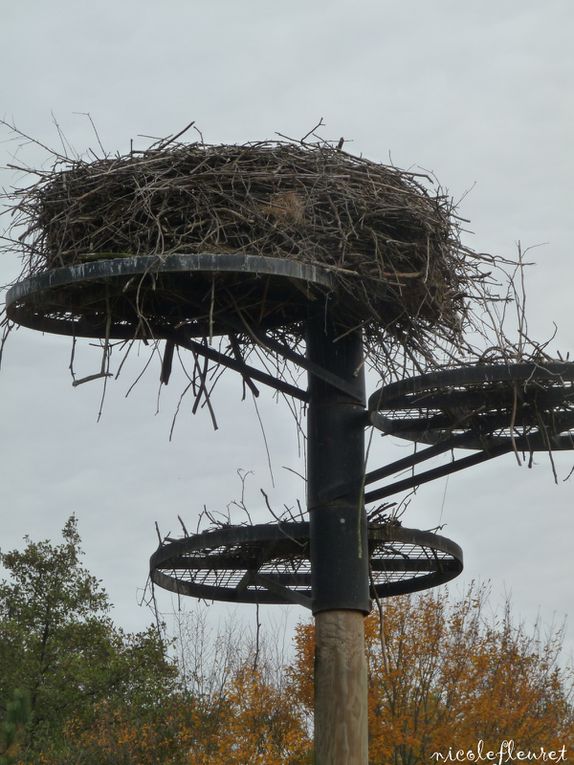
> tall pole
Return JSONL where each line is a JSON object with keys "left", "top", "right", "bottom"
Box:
{"left": 307, "top": 307, "right": 370, "bottom": 764}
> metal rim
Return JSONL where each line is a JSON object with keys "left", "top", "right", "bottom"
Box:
{"left": 149, "top": 521, "right": 463, "bottom": 607}
{"left": 369, "top": 361, "right": 574, "bottom": 411}
{"left": 5, "top": 253, "right": 336, "bottom": 338}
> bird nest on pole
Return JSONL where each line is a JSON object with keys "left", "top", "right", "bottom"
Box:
{"left": 2, "top": 130, "right": 496, "bottom": 376}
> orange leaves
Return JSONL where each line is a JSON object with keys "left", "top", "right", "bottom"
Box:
{"left": 199, "top": 665, "right": 310, "bottom": 765}
{"left": 290, "top": 584, "right": 574, "bottom": 764}
{"left": 47, "top": 662, "right": 313, "bottom": 765}
{"left": 287, "top": 622, "right": 315, "bottom": 714}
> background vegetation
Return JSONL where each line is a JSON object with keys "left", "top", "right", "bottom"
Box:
{"left": 1, "top": 520, "right": 572, "bottom": 764}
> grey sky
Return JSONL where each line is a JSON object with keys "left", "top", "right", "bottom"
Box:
{"left": 1, "top": 0, "right": 573, "bottom": 656}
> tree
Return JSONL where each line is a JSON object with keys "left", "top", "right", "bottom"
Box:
{"left": 0, "top": 520, "right": 311, "bottom": 765}
{"left": 57, "top": 607, "right": 313, "bottom": 765}
{"left": 288, "top": 585, "right": 574, "bottom": 764}
{"left": 0, "top": 517, "right": 178, "bottom": 763}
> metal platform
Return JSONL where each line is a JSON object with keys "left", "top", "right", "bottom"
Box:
{"left": 5, "top": 253, "right": 335, "bottom": 339}
{"left": 150, "top": 521, "right": 463, "bottom": 609}
{"left": 362, "top": 361, "right": 574, "bottom": 502}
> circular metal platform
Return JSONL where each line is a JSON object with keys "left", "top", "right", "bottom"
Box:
{"left": 5, "top": 253, "right": 336, "bottom": 339}
{"left": 368, "top": 361, "right": 574, "bottom": 450}
{"left": 149, "top": 521, "right": 463, "bottom": 607}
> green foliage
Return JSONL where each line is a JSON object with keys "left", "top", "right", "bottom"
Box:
{"left": 0, "top": 517, "right": 177, "bottom": 762}
{"left": 0, "top": 688, "right": 30, "bottom": 765}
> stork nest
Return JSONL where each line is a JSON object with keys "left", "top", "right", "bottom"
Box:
{"left": 4, "top": 136, "right": 493, "bottom": 364}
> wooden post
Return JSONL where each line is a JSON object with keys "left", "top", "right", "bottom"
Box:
{"left": 306, "top": 309, "right": 370, "bottom": 764}
{"left": 314, "top": 611, "right": 369, "bottom": 763}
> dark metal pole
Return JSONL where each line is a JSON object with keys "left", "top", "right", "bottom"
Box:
{"left": 306, "top": 307, "right": 370, "bottom": 763}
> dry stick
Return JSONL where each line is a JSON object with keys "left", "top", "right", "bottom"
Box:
{"left": 125, "top": 344, "right": 157, "bottom": 398}
{"left": 96, "top": 365, "right": 110, "bottom": 422}
{"left": 177, "top": 515, "right": 190, "bottom": 537}
{"left": 69, "top": 340, "right": 113, "bottom": 388}
{"left": 225, "top": 289, "right": 306, "bottom": 399}
{"left": 189, "top": 345, "right": 203, "bottom": 401}
{"left": 250, "top": 342, "right": 309, "bottom": 449}
{"left": 509, "top": 383, "right": 522, "bottom": 466}
{"left": 72, "top": 350, "right": 113, "bottom": 387}
{"left": 260, "top": 489, "right": 304, "bottom": 547}
{"left": 198, "top": 363, "right": 228, "bottom": 425}
{"left": 282, "top": 503, "right": 298, "bottom": 524}
{"left": 516, "top": 244, "right": 528, "bottom": 360}
{"left": 96, "top": 308, "right": 113, "bottom": 422}
{"left": 232, "top": 469, "right": 254, "bottom": 525}
{"left": 71, "top": 310, "right": 114, "bottom": 388}
{"left": 537, "top": 410, "right": 559, "bottom": 484}
{"left": 160, "top": 339, "right": 175, "bottom": 385}
{"left": 209, "top": 275, "right": 215, "bottom": 342}
{"left": 154, "top": 120, "right": 196, "bottom": 152}
{"left": 73, "top": 111, "right": 107, "bottom": 157}
{"left": 193, "top": 123, "right": 205, "bottom": 144}
{"left": 192, "top": 341, "right": 218, "bottom": 430}
{"left": 252, "top": 394, "right": 275, "bottom": 486}
{"left": 0, "top": 317, "right": 12, "bottom": 370}
{"left": 169, "top": 381, "right": 193, "bottom": 442}
{"left": 114, "top": 339, "right": 136, "bottom": 380}
{"left": 0, "top": 118, "right": 70, "bottom": 162}
{"left": 252, "top": 602, "right": 261, "bottom": 672}
{"left": 229, "top": 334, "right": 259, "bottom": 399}
{"left": 69, "top": 335, "right": 77, "bottom": 382}
{"left": 281, "top": 465, "right": 306, "bottom": 483}
{"left": 176, "top": 345, "right": 198, "bottom": 397}
{"left": 296, "top": 498, "right": 305, "bottom": 521}
{"left": 225, "top": 291, "right": 274, "bottom": 356}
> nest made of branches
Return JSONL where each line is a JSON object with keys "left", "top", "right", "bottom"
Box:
{"left": 4, "top": 133, "right": 495, "bottom": 364}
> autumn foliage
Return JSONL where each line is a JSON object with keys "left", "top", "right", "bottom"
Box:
{"left": 1, "top": 521, "right": 573, "bottom": 764}
{"left": 290, "top": 588, "right": 574, "bottom": 763}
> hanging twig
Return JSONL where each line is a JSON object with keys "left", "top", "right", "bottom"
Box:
{"left": 252, "top": 602, "right": 261, "bottom": 672}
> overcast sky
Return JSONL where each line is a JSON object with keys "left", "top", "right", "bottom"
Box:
{"left": 1, "top": 0, "right": 573, "bottom": 658}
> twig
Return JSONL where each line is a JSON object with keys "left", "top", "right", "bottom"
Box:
{"left": 178, "top": 515, "right": 190, "bottom": 537}
{"left": 260, "top": 489, "right": 305, "bottom": 547}
{"left": 72, "top": 371, "right": 112, "bottom": 387}
{"left": 155, "top": 120, "right": 196, "bottom": 151}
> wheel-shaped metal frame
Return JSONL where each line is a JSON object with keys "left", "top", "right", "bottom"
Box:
{"left": 368, "top": 361, "right": 574, "bottom": 446}
{"left": 150, "top": 521, "right": 463, "bottom": 608}
{"left": 360, "top": 361, "right": 574, "bottom": 502}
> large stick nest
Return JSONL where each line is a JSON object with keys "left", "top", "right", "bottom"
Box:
{"left": 5, "top": 137, "right": 490, "bottom": 362}
{"left": 2, "top": 128, "right": 572, "bottom": 477}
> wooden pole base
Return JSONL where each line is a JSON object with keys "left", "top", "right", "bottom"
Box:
{"left": 314, "top": 610, "right": 368, "bottom": 764}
